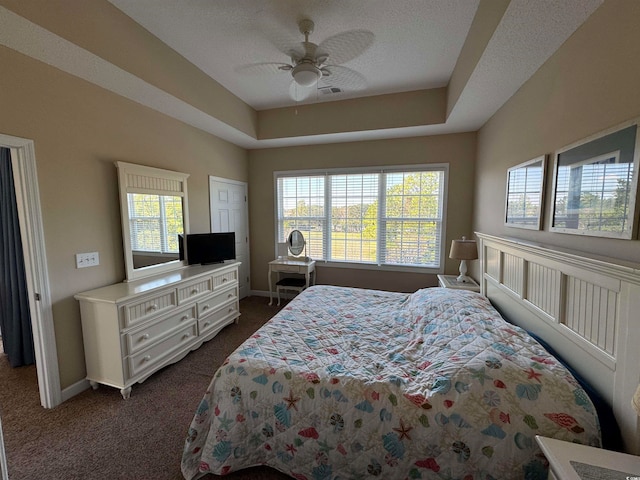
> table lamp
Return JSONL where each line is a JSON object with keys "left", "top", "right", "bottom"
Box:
{"left": 449, "top": 236, "right": 478, "bottom": 283}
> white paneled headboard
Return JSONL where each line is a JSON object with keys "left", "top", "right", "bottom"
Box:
{"left": 476, "top": 233, "right": 640, "bottom": 454}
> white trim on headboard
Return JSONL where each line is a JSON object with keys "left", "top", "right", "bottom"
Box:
{"left": 476, "top": 232, "right": 640, "bottom": 454}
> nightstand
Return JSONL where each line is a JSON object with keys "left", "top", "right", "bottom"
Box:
{"left": 536, "top": 436, "right": 640, "bottom": 480}
{"left": 437, "top": 274, "right": 480, "bottom": 292}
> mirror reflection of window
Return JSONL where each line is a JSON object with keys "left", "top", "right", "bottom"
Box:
{"left": 128, "top": 193, "right": 183, "bottom": 268}
{"left": 553, "top": 152, "right": 632, "bottom": 232}
{"left": 551, "top": 123, "right": 638, "bottom": 239}
{"left": 505, "top": 155, "right": 546, "bottom": 230}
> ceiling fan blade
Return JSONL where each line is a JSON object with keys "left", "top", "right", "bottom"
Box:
{"left": 319, "top": 65, "right": 367, "bottom": 90}
{"left": 235, "top": 62, "right": 292, "bottom": 75}
{"left": 288, "top": 80, "right": 316, "bottom": 102}
{"left": 286, "top": 43, "right": 307, "bottom": 63}
{"left": 318, "top": 30, "right": 374, "bottom": 65}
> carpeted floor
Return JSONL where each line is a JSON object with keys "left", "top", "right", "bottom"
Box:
{"left": 0, "top": 295, "right": 293, "bottom": 480}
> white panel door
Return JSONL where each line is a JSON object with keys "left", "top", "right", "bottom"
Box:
{"left": 209, "top": 177, "right": 249, "bottom": 299}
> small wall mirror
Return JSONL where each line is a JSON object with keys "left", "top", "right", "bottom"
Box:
{"left": 116, "top": 162, "right": 190, "bottom": 281}
{"left": 287, "top": 230, "right": 306, "bottom": 256}
{"left": 505, "top": 155, "right": 546, "bottom": 230}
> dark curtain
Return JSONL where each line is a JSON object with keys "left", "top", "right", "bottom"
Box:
{"left": 0, "top": 147, "right": 35, "bottom": 367}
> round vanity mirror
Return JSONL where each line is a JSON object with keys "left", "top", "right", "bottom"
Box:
{"left": 287, "top": 230, "right": 306, "bottom": 256}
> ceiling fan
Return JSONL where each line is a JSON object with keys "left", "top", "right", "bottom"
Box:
{"left": 238, "top": 19, "right": 374, "bottom": 101}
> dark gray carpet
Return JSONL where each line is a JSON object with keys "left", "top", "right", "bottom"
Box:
{"left": 0, "top": 296, "right": 292, "bottom": 480}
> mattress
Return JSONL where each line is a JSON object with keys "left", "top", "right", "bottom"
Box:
{"left": 181, "top": 285, "right": 601, "bottom": 479}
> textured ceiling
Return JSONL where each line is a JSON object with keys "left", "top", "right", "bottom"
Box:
{"left": 0, "top": 1, "right": 605, "bottom": 148}
{"left": 107, "top": 0, "right": 481, "bottom": 111}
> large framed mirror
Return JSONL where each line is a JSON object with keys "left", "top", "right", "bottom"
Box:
{"left": 116, "top": 161, "right": 190, "bottom": 281}
{"left": 550, "top": 120, "right": 640, "bottom": 239}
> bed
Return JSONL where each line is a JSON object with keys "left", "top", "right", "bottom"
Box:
{"left": 181, "top": 282, "right": 605, "bottom": 480}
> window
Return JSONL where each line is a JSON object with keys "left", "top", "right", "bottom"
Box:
{"left": 276, "top": 165, "right": 447, "bottom": 270}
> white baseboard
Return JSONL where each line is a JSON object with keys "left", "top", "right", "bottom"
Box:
{"left": 61, "top": 378, "right": 90, "bottom": 402}
{"left": 249, "top": 290, "right": 270, "bottom": 297}
{"left": 249, "top": 289, "right": 297, "bottom": 300}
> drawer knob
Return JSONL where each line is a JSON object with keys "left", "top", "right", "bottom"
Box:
{"left": 181, "top": 315, "right": 189, "bottom": 321}
{"left": 228, "top": 307, "right": 234, "bottom": 313}
{"left": 222, "top": 277, "right": 228, "bottom": 283}
{"left": 141, "top": 334, "right": 150, "bottom": 341}
{"left": 183, "top": 333, "right": 191, "bottom": 339}
{"left": 148, "top": 304, "right": 158, "bottom": 312}
{"left": 191, "top": 288, "right": 198, "bottom": 295}
{"left": 142, "top": 355, "right": 151, "bottom": 363}
{"left": 202, "top": 304, "right": 209, "bottom": 311}
{"left": 203, "top": 322, "right": 210, "bottom": 327}
{"left": 228, "top": 293, "right": 234, "bottom": 298}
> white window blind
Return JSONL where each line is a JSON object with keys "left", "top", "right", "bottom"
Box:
{"left": 277, "top": 176, "right": 326, "bottom": 259}
{"left": 276, "top": 165, "right": 447, "bottom": 269}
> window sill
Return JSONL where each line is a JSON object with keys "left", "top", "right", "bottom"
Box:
{"left": 312, "top": 260, "right": 442, "bottom": 275}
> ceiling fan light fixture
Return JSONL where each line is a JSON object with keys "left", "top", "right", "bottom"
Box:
{"left": 292, "top": 63, "right": 321, "bottom": 87}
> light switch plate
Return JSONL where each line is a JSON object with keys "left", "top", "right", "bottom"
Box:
{"left": 76, "top": 252, "right": 99, "bottom": 268}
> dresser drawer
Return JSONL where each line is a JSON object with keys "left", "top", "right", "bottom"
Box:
{"left": 275, "top": 264, "right": 303, "bottom": 273}
{"left": 199, "top": 302, "right": 239, "bottom": 336}
{"left": 177, "top": 277, "right": 213, "bottom": 304}
{"left": 213, "top": 269, "right": 237, "bottom": 290}
{"left": 123, "top": 290, "right": 177, "bottom": 327}
{"left": 195, "top": 287, "right": 237, "bottom": 318}
{"left": 127, "top": 323, "right": 197, "bottom": 379}
{"left": 124, "top": 306, "right": 196, "bottom": 355}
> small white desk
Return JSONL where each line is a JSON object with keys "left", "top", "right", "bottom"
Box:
{"left": 268, "top": 257, "right": 316, "bottom": 306}
{"left": 536, "top": 436, "right": 640, "bottom": 480}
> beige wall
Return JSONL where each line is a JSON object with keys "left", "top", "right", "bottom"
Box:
{"left": 249, "top": 133, "right": 477, "bottom": 293}
{"left": 258, "top": 89, "right": 446, "bottom": 140}
{"left": 0, "top": 45, "right": 248, "bottom": 389}
{"left": 473, "top": 0, "right": 640, "bottom": 271}
{"left": 1, "top": 0, "right": 258, "bottom": 138}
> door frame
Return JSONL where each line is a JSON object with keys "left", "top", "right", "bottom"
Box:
{"left": 209, "top": 176, "right": 250, "bottom": 297}
{"left": 0, "top": 133, "right": 61, "bottom": 408}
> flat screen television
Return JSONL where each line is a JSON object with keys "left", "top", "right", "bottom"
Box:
{"left": 183, "top": 232, "right": 236, "bottom": 265}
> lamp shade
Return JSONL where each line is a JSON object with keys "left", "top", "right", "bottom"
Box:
{"left": 449, "top": 237, "right": 478, "bottom": 260}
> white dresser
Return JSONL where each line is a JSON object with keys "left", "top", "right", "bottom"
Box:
{"left": 75, "top": 261, "right": 240, "bottom": 399}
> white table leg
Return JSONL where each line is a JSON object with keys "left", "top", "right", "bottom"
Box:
{"left": 120, "top": 387, "right": 132, "bottom": 400}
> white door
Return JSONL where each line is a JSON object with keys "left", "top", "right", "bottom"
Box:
{"left": 209, "top": 177, "right": 249, "bottom": 299}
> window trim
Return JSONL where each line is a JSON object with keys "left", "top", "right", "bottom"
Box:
{"left": 273, "top": 164, "right": 449, "bottom": 274}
